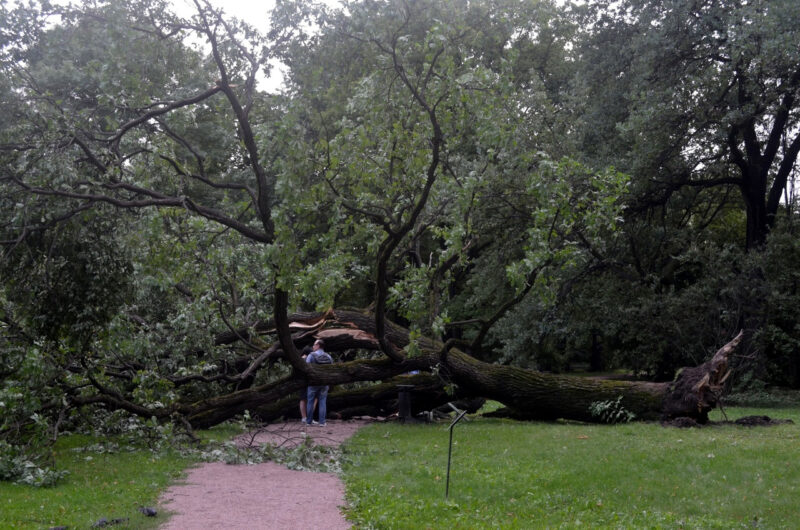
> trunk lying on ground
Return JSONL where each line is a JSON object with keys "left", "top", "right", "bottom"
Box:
{"left": 247, "top": 374, "right": 468, "bottom": 422}
{"left": 178, "top": 310, "right": 742, "bottom": 427}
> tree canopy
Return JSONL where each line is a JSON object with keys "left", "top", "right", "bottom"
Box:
{"left": 1, "top": 0, "right": 799, "bottom": 483}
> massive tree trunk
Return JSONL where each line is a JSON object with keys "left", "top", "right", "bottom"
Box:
{"left": 176, "top": 310, "right": 742, "bottom": 428}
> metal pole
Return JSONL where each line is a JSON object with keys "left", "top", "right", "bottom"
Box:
{"left": 446, "top": 424, "right": 454, "bottom": 498}
{"left": 445, "top": 410, "right": 467, "bottom": 499}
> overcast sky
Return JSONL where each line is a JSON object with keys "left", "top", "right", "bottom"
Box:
{"left": 171, "top": 0, "right": 285, "bottom": 90}
{"left": 173, "top": 0, "right": 277, "bottom": 26}
{"left": 171, "top": 0, "right": 342, "bottom": 91}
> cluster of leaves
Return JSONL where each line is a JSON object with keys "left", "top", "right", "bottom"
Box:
{"left": 588, "top": 396, "right": 636, "bottom": 424}
{"left": 724, "top": 386, "right": 800, "bottom": 408}
{"left": 509, "top": 223, "right": 800, "bottom": 385}
{"left": 0, "top": 440, "right": 68, "bottom": 487}
{"left": 198, "top": 436, "right": 347, "bottom": 473}
{"left": 1, "top": 212, "right": 133, "bottom": 345}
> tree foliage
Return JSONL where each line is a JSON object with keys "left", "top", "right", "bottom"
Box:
{"left": 1, "top": 0, "right": 799, "bottom": 483}
{"left": 576, "top": 0, "right": 800, "bottom": 250}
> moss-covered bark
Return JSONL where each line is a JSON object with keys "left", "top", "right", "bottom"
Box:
{"left": 443, "top": 348, "right": 666, "bottom": 421}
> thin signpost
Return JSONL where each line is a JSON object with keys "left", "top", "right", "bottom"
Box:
{"left": 445, "top": 409, "right": 468, "bottom": 499}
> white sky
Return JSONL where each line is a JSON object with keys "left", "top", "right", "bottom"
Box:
{"left": 173, "top": 0, "right": 277, "bottom": 25}
{"left": 172, "top": 0, "right": 284, "bottom": 90}
{"left": 171, "top": 0, "right": 340, "bottom": 92}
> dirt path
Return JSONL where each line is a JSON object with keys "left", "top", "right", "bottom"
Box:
{"left": 158, "top": 419, "right": 370, "bottom": 529}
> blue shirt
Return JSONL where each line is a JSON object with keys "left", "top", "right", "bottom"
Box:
{"left": 306, "top": 349, "right": 333, "bottom": 365}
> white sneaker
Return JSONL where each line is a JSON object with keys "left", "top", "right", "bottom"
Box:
{"left": 311, "top": 420, "right": 319, "bottom": 425}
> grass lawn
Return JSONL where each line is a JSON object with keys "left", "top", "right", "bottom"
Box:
{"left": 342, "top": 406, "right": 800, "bottom": 529}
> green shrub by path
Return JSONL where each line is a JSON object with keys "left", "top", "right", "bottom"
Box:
{"left": 342, "top": 407, "right": 800, "bottom": 529}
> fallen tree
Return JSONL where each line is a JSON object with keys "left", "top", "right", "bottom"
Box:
{"left": 165, "top": 311, "right": 743, "bottom": 428}
{"left": 0, "top": 0, "right": 754, "bottom": 461}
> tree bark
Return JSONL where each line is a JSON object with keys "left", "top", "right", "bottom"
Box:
{"left": 249, "top": 374, "right": 454, "bottom": 423}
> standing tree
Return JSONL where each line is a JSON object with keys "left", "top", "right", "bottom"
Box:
{"left": 576, "top": 0, "right": 800, "bottom": 250}
{"left": 564, "top": 0, "right": 800, "bottom": 385}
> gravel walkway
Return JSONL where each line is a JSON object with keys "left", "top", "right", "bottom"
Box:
{"left": 159, "top": 419, "right": 370, "bottom": 529}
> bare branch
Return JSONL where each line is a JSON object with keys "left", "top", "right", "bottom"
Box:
{"left": 8, "top": 177, "right": 271, "bottom": 243}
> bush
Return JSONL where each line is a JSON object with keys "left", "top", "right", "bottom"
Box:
{"left": 0, "top": 441, "right": 68, "bottom": 487}
{"left": 588, "top": 395, "right": 636, "bottom": 424}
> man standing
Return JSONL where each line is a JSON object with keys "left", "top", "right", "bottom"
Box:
{"left": 299, "top": 345, "right": 313, "bottom": 423}
{"left": 305, "top": 339, "right": 333, "bottom": 426}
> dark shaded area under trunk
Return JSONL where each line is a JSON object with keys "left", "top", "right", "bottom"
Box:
{"left": 663, "top": 415, "right": 795, "bottom": 428}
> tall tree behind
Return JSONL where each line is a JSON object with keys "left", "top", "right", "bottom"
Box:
{"left": 575, "top": 0, "right": 800, "bottom": 250}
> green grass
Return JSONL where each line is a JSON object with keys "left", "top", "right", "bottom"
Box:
{"left": 342, "top": 407, "right": 800, "bottom": 529}
{"left": 0, "top": 423, "right": 246, "bottom": 529}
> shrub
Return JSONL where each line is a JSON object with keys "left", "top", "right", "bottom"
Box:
{"left": 589, "top": 395, "right": 636, "bottom": 423}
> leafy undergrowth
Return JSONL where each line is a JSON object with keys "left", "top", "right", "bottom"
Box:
{"left": 0, "top": 422, "right": 252, "bottom": 529}
{"left": 0, "top": 434, "right": 192, "bottom": 529}
{"left": 723, "top": 387, "right": 800, "bottom": 408}
{"left": 199, "top": 436, "right": 347, "bottom": 473}
{"left": 342, "top": 407, "right": 800, "bottom": 528}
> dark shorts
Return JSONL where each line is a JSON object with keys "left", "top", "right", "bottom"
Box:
{"left": 299, "top": 387, "right": 308, "bottom": 400}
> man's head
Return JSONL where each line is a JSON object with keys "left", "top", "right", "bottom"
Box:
{"left": 313, "top": 339, "right": 324, "bottom": 351}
